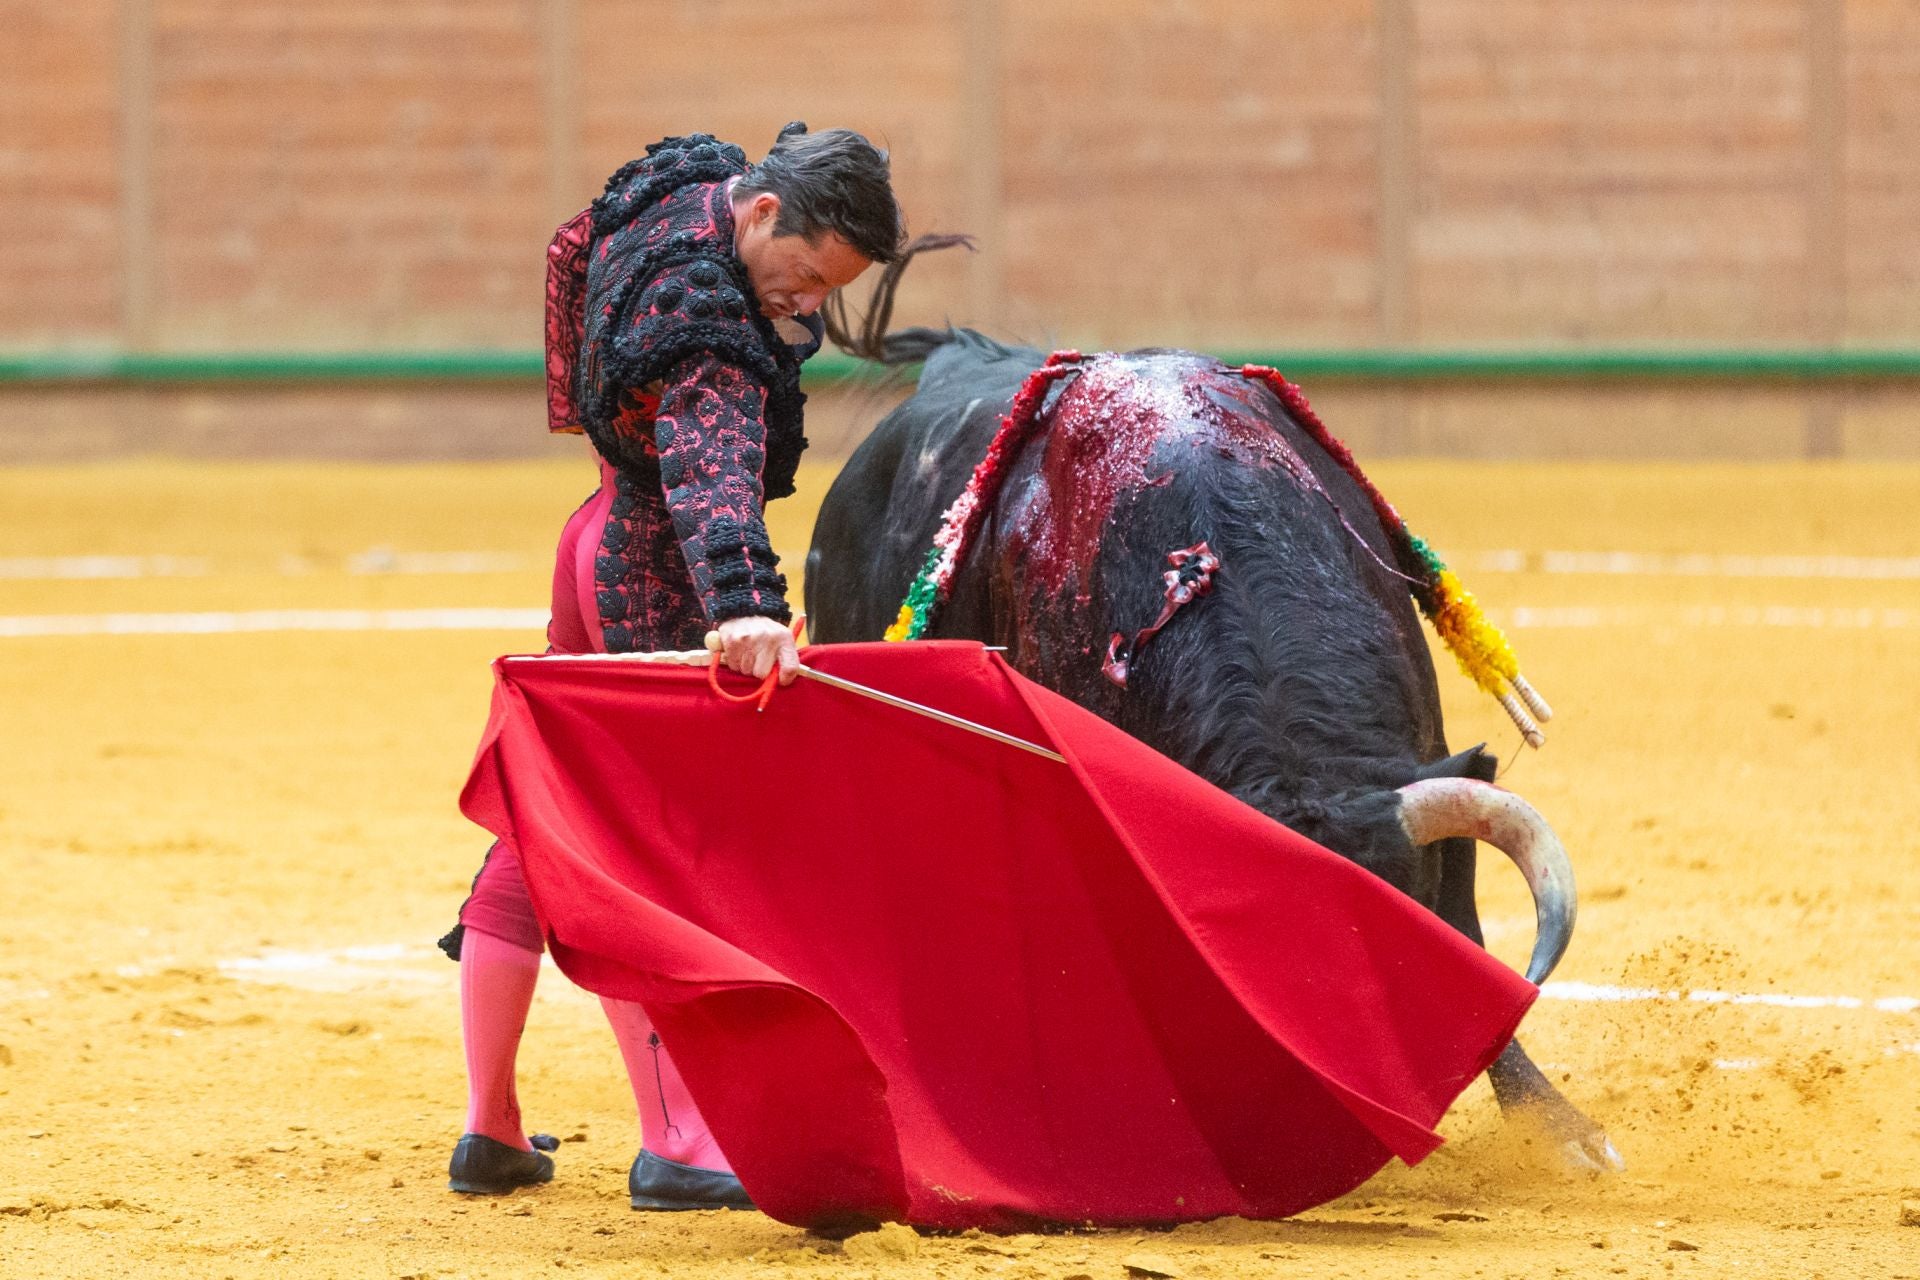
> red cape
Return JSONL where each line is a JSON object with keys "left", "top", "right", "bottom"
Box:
{"left": 460, "top": 641, "right": 1535, "bottom": 1230}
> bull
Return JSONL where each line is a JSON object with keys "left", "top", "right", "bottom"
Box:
{"left": 803, "top": 251, "right": 1622, "bottom": 1172}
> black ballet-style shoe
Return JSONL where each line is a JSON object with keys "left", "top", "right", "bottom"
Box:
{"left": 627, "top": 1149, "right": 755, "bottom": 1211}
{"left": 447, "top": 1132, "right": 560, "bottom": 1194}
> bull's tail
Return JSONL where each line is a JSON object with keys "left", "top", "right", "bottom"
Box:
{"left": 822, "top": 233, "right": 975, "bottom": 365}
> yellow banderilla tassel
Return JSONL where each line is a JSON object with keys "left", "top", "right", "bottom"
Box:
{"left": 1427, "top": 567, "right": 1549, "bottom": 748}
{"left": 883, "top": 602, "right": 916, "bottom": 644}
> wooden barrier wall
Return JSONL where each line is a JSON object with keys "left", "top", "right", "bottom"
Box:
{"left": 3, "top": 1, "right": 1918, "bottom": 458}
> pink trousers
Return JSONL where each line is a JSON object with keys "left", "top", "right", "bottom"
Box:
{"left": 456, "top": 457, "right": 735, "bottom": 1172}
{"left": 457, "top": 457, "right": 615, "bottom": 948}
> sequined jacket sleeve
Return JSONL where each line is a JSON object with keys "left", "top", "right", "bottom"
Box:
{"left": 651, "top": 353, "right": 792, "bottom": 624}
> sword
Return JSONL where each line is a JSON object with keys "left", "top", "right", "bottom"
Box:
{"left": 507, "top": 645, "right": 1066, "bottom": 765}
{"left": 790, "top": 664, "right": 1065, "bottom": 763}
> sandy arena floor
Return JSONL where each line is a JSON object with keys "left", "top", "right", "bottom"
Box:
{"left": 1, "top": 452, "right": 1917, "bottom": 1278}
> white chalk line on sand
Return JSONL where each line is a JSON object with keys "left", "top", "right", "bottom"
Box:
{"left": 0, "top": 607, "right": 549, "bottom": 637}
{"left": 0, "top": 555, "right": 211, "bottom": 580}
{"left": 0, "top": 550, "right": 529, "bottom": 580}
{"left": 1472, "top": 549, "right": 1920, "bottom": 581}
{"left": 4, "top": 603, "right": 1918, "bottom": 639}
{"left": 341, "top": 550, "right": 529, "bottom": 576}
{"left": 215, "top": 943, "right": 447, "bottom": 987}
{"left": 1497, "top": 604, "right": 1920, "bottom": 630}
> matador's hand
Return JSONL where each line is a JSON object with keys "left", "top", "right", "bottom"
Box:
{"left": 710, "top": 616, "right": 801, "bottom": 685}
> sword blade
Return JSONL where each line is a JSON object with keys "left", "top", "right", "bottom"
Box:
{"left": 794, "top": 666, "right": 1066, "bottom": 764}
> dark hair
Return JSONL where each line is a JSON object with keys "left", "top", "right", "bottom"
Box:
{"left": 734, "top": 122, "right": 906, "bottom": 265}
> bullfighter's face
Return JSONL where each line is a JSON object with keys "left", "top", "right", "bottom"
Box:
{"left": 731, "top": 190, "right": 873, "bottom": 321}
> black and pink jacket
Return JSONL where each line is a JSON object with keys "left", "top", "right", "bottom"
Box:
{"left": 543, "top": 134, "right": 818, "bottom": 651}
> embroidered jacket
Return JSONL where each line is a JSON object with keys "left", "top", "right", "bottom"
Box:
{"left": 544, "top": 134, "right": 815, "bottom": 649}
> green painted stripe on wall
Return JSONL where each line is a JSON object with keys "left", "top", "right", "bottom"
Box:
{"left": 5, "top": 347, "right": 1920, "bottom": 386}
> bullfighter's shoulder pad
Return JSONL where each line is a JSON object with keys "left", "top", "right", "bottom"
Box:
{"left": 590, "top": 134, "right": 749, "bottom": 236}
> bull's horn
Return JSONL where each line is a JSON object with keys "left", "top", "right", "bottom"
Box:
{"left": 1397, "top": 778, "right": 1576, "bottom": 985}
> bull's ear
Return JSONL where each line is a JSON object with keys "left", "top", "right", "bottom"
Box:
{"left": 1415, "top": 744, "right": 1498, "bottom": 784}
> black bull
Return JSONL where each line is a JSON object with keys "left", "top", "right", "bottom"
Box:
{"left": 806, "top": 324, "right": 1622, "bottom": 1173}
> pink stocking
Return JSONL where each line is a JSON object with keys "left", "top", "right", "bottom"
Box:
{"left": 600, "top": 996, "right": 732, "bottom": 1172}
{"left": 459, "top": 927, "right": 543, "bottom": 1151}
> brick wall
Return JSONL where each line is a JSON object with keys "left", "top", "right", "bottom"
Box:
{"left": 0, "top": 0, "right": 122, "bottom": 343}
{"left": 146, "top": 0, "right": 552, "bottom": 348}
{"left": 999, "top": 0, "right": 1385, "bottom": 350}
{"left": 2, "top": 0, "right": 1918, "bottom": 459}
{"left": 1415, "top": 0, "right": 1816, "bottom": 343}
{"left": 1846, "top": 0, "right": 1920, "bottom": 340}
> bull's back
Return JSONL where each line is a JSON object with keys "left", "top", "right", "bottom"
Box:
{"left": 809, "top": 343, "right": 1444, "bottom": 766}
{"left": 805, "top": 333, "right": 1043, "bottom": 642}
{"left": 961, "top": 350, "right": 1444, "bottom": 768}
